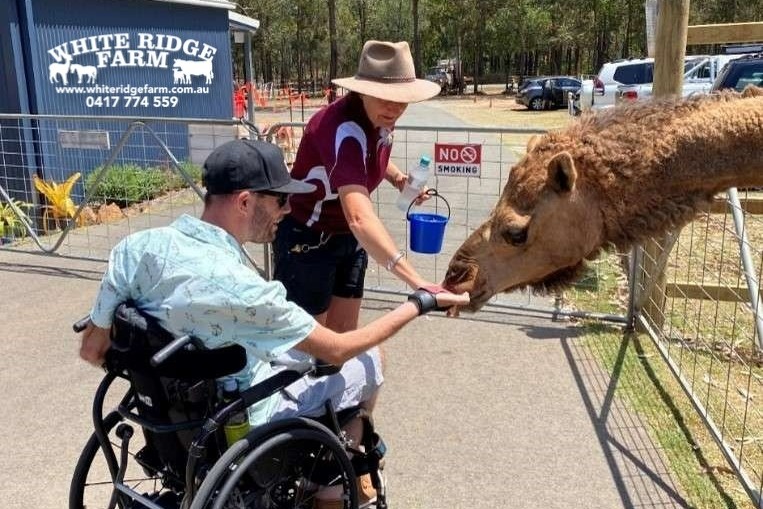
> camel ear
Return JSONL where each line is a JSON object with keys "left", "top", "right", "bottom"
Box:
{"left": 546, "top": 151, "right": 577, "bottom": 193}
{"left": 526, "top": 135, "right": 542, "bottom": 153}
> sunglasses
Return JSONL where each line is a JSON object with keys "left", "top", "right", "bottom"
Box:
{"left": 256, "top": 190, "right": 290, "bottom": 208}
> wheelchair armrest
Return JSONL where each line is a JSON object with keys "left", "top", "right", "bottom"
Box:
{"left": 150, "top": 335, "right": 193, "bottom": 367}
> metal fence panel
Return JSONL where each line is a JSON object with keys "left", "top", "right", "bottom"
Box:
{"left": 265, "top": 121, "right": 626, "bottom": 319}
{"left": 0, "top": 113, "right": 267, "bottom": 269}
{"left": 0, "top": 113, "right": 626, "bottom": 319}
{"left": 634, "top": 189, "right": 763, "bottom": 507}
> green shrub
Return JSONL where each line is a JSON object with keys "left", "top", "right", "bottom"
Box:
{"left": 165, "top": 161, "right": 202, "bottom": 191}
{"left": 0, "top": 198, "right": 33, "bottom": 239}
{"left": 85, "top": 161, "right": 200, "bottom": 207}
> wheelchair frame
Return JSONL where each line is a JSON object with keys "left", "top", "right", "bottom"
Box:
{"left": 70, "top": 307, "right": 387, "bottom": 509}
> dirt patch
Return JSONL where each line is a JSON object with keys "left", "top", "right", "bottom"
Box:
{"left": 251, "top": 92, "right": 575, "bottom": 132}
{"left": 426, "top": 94, "right": 574, "bottom": 131}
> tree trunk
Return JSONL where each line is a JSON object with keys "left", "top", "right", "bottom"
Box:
{"left": 357, "top": 0, "right": 367, "bottom": 44}
{"left": 622, "top": 0, "right": 633, "bottom": 58}
{"left": 412, "top": 0, "right": 421, "bottom": 77}
{"left": 328, "top": 0, "right": 338, "bottom": 103}
{"left": 296, "top": 5, "right": 303, "bottom": 93}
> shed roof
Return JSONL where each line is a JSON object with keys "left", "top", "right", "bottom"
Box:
{"left": 229, "top": 11, "right": 260, "bottom": 33}
{"left": 147, "top": 0, "right": 260, "bottom": 33}
{"left": 148, "top": 0, "right": 235, "bottom": 10}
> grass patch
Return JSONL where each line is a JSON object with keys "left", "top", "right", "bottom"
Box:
{"left": 580, "top": 325, "right": 756, "bottom": 508}
{"left": 564, "top": 251, "right": 761, "bottom": 508}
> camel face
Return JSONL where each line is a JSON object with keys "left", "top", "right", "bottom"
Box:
{"left": 445, "top": 141, "right": 604, "bottom": 311}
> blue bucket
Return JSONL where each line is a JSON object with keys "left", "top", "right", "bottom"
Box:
{"left": 406, "top": 189, "right": 450, "bottom": 254}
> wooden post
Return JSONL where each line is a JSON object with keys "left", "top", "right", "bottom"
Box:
{"left": 652, "top": 0, "right": 690, "bottom": 98}
{"left": 638, "top": 0, "right": 690, "bottom": 332}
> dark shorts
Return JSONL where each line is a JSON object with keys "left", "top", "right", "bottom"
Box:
{"left": 273, "top": 216, "right": 368, "bottom": 315}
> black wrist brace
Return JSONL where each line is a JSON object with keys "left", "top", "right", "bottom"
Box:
{"left": 407, "top": 289, "right": 439, "bottom": 315}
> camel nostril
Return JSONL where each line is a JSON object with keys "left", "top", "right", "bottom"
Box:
{"left": 444, "top": 261, "right": 478, "bottom": 294}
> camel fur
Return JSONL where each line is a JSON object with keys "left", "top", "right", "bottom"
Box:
{"left": 444, "top": 87, "right": 763, "bottom": 311}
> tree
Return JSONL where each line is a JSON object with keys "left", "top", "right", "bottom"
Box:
{"left": 413, "top": 0, "right": 422, "bottom": 77}
{"left": 328, "top": 0, "right": 338, "bottom": 102}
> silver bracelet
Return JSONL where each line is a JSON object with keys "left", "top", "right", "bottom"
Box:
{"left": 386, "top": 251, "right": 406, "bottom": 271}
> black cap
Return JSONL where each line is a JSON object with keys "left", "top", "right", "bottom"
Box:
{"left": 202, "top": 139, "right": 315, "bottom": 195}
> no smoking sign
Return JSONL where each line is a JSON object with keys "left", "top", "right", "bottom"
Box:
{"left": 434, "top": 143, "right": 482, "bottom": 177}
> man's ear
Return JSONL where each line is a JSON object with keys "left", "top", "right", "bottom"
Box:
{"left": 546, "top": 151, "right": 577, "bottom": 193}
{"left": 234, "top": 190, "right": 252, "bottom": 214}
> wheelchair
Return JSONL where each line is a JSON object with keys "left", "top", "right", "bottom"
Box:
{"left": 70, "top": 304, "right": 388, "bottom": 509}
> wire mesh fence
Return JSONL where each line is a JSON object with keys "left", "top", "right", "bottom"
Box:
{"left": 0, "top": 113, "right": 267, "bottom": 267}
{"left": 633, "top": 190, "right": 763, "bottom": 507}
{"left": 263, "top": 120, "right": 627, "bottom": 319}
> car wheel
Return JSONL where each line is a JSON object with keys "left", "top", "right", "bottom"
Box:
{"left": 529, "top": 97, "right": 544, "bottom": 111}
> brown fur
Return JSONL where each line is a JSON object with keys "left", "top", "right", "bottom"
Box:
{"left": 445, "top": 87, "right": 763, "bottom": 311}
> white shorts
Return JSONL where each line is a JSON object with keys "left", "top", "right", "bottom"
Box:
{"left": 269, "top": 347, "right": 384, "bottom": 420}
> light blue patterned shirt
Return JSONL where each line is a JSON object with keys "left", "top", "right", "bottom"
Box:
{"left": 90, "top": 214, "right": 317, "bottom": 424}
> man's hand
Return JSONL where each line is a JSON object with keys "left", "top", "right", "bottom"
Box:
{"left": 415, "top": 284, "right": 469, "bottom": 315}
{"left": 80, "top": 322, "right": 111, "bottom": 367}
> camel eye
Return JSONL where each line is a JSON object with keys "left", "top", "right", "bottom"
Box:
{"left": 502, "top": 227, "right": 528, "bottom": 246}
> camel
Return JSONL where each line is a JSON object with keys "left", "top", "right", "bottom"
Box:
{"left": 444, "top": 86, "right": 763, "bottom": 312}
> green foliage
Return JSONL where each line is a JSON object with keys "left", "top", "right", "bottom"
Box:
{"left": 85, "top": 161, "right": 201, "bottom": 207}
{"left": 237, "top": 0, "right": 763, "bottom": 86}
{"left": 164, "top": 161, "right": 203, "bottom": 192}
{"left": 0, "top": 198, "right": 33, "bottom": 239}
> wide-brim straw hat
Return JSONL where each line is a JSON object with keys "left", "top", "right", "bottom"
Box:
{"left": 333, "top": 40, "right": 441, "bottom": 103}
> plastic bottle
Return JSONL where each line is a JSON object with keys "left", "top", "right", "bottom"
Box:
{"left": 222, "top": 378, "right": 250, "bottom": 446}
{"left": 396, "top": 156, "right": 432, "bottom": 212}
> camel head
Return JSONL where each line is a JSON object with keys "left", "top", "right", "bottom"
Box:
{"left": 445, "top": 88, "right": 763, "bottom": 311}
{"left": 445, "top": 134, "right": 606, "bottom": 311}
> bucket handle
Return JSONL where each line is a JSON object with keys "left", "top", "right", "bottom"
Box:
{"left": 406, "top": 188, "right": 451, "bottom": 222}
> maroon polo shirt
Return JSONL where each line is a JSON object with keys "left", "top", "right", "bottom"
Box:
{"left": 287, "top": 94, "right": 393, "bottom": 234}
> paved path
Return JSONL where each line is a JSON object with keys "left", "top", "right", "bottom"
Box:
{"left": 0, "top": 245, "right": 688, "bottom": 509}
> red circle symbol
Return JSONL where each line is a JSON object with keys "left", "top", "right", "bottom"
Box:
{"left": 460, "top": 146, "right": 477, "bottom": 163}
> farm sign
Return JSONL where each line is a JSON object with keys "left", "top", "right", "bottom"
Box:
{"left": 46, "top": 32, "right": 218, "bottom": 109}
{"left": 434, "top": 143, "right": 482, "bottom": 177}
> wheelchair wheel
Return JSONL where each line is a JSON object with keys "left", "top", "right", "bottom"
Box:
{"left": 191, "top": 422, "right": 358, "bottom": 509}
{"left": 70, "top": 411, "right": 182, "bottom": 509}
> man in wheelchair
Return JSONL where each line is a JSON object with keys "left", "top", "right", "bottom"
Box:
{"left": 77, "top": 139, "right": 469, "bottom": 509}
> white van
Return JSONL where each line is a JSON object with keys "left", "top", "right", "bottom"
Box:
{"left": 576, "top": 56, "right": 708, "bottom": 112}
{"left": 614, "top": 53, "right": 755, "bottom": 105}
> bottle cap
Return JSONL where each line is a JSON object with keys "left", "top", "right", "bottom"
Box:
{"left": 419, "top": 155, "right": 431, "bottom": 166}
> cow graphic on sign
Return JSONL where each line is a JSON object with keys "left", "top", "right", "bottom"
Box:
{"left": 172, "top": 58, "right": 214, "bottom": 84}
{"left": 434, "top": 143, "right": 482, "bottom": 177}
{"left": 70, "top": 64, "right": 98, "bottom": 84}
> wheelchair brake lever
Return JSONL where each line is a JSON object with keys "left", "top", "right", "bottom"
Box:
{"left": 150, "top": 335, "right": 192, "bottom": 367}
{"left": 72, "top": 316, "right": 91, "bottom": 333}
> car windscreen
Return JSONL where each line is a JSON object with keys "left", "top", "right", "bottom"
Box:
{"left": 732, "top": 66, "right": 763, "bottom": 91}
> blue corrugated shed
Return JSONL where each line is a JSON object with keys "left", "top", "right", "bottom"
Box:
{"left": 1, "top": 0, "right": 249, "bottom": 200}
